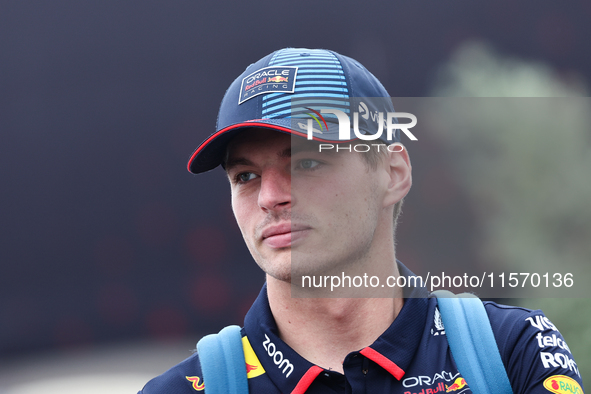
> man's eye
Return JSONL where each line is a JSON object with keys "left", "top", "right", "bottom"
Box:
{"left": 297, "top": 159, "right": 320, "bottom": 170}
{"left": 237, "top": 172, "right": 257, "bottom": 183}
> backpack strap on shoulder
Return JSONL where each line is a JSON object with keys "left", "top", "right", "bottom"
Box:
{"left": 432, "top": 290, "right": 513, "bottom": 394}
{"left": 196, "top": 325, "right": 249, "bottom": 394}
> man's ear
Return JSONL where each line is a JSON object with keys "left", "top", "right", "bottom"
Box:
{"left": 382, "top": 144, "right": 412, "bottom": 208}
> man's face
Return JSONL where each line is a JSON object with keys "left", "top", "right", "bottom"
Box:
{"left": 225, "top": 129, "right": 396, "bottom": 284}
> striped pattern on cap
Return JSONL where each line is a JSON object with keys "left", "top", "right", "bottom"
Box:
{"left": 262, "top": 49, "right": 351, "bottom": 120}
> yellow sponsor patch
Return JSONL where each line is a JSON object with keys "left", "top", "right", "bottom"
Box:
{"left": 242, "top": 336, "right": 266, "bottom": 378}
{"left": 543, "top": 375, "right": 583, "bottom": 394}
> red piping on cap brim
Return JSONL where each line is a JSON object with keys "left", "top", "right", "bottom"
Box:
{"left": 187, "top": 121, "right": 355, "bottom": 173}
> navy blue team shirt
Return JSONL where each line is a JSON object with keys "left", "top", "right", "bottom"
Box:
{"left": 139, "top": 263, "right": 584, "bottom": 394}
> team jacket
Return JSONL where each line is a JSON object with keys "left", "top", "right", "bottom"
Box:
{"left": 139, "top": 263, "right": 584, "bottom": 394}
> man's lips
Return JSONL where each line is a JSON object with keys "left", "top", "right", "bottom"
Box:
{"left": 261, "top": 223, "right": 310, "bottom": 248}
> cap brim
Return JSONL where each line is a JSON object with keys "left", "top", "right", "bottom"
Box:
{"left": 187, "top": 119, "right": 348, "bottom": 174}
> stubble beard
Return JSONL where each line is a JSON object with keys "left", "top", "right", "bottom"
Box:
{"left": 249, "top": 210, "right": 295, "bottom": 284}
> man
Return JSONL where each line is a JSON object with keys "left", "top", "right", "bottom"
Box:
{"left": 140, "top": 48, "right": 583, "bottom": 393}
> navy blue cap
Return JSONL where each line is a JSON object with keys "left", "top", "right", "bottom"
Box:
{"left": 188, "top": 48, "right": 398, "bottom": 174}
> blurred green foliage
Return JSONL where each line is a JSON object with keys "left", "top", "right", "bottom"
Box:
{"left": 428, "top": 42, "right": 591, "bottom": 387}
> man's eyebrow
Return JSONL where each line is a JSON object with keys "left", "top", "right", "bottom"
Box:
{"left": 278, "top": 147, "right": 291, "bottom": 159}
{"left": 291, "top": 142, "right": 337, "bottom": 156}
{"left": 290, "top": 144, "right": 324, "bottom": 155}
{"left": 224, "top": 157, "right": 253, "bottom": 171}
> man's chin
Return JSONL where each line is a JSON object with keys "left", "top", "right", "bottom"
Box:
{"left": 266, "top": 270, "right": 292, "bottom": 284}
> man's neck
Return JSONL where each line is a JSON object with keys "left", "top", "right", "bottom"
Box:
{"left": 266, "top": 269, "right": 404, "bottom": 374}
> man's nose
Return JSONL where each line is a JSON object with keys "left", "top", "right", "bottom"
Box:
{"left": 257, "top": 168, "right": 291, "bottom": 211}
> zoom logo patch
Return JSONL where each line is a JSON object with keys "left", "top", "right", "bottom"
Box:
{"left": 262, "top": 334, "right": 294, "bottom": 378}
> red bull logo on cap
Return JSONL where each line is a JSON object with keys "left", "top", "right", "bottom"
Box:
{"left": 268, "top": 76, "right": 288, "bottom": 83}
{"left": 239, "top": 66, "right": 297, "bottom": 104}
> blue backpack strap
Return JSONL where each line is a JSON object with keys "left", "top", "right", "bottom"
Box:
{"left": 432, "top": 290, "right": 513, "bottom": 394}
{"left": 196, "top": 325, "right": 249, "bottom": 394}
